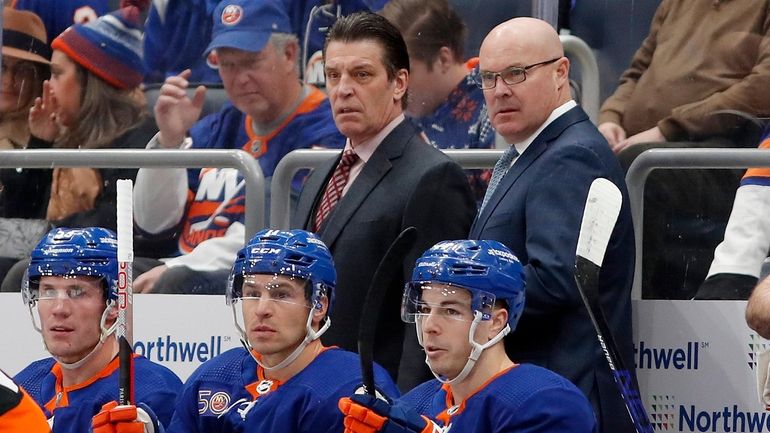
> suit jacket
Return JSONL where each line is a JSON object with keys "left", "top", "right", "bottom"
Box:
{"left": 293, "top": 120, "right": 476, "bottom": 391}
{"left": 470, "top": 106, "right": 637, "bottom": 433}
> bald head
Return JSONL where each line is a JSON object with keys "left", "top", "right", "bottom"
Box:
{"left": 479, "top": 17, "right": 571, "bottom": 144}
{"left": 481, "top": 17, "right": 564, "bottom": 71}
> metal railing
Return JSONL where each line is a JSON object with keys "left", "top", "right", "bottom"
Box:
{"left": 0, "top": 149, "right": 266, "bottom": 239}
{"left": 625, "top": 148, "right": 770, "bottom": 300}
{"left": 560, "top": 34, "right": 600, "bottom": 123}
{"left": 269, "top": 149, "right": 503, "bottom": 229}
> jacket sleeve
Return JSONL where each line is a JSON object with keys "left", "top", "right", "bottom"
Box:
{"left": 658, "top": 11, "right": 770, "bottom": 140}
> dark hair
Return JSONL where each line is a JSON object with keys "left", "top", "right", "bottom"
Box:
{"left": 380, "top": 0, "right": 465, "bottom": 70}
{"left": 323, "top": 12, "right": 410, "bottom": 107}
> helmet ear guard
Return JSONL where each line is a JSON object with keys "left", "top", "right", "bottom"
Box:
{"left": 227, "top": 229, "right": 337, "bottom": 371}
{"left": 405, "top": 239, "right": 525, "bottom": 385}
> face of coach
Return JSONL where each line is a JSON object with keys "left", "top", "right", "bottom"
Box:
{"left": 322, "top": 12, "right": 409, "bottom": 147}
{"left": 479, "top": 17, "right": 571, "bottom": 145}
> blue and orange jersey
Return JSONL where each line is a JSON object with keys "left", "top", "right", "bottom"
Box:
{"left": 177, "top": 86, "right": 344, "bottom": 255}
{"left": 0, "top": 369, "right": 49, "bottom": 433}
{"left": 401, "top": 364, "right": 596, "bottom": 432}
{"left": 14, "top": 355, "right": 181, "bottom": 433}
{"left": 167, "top": 347, "right": 399, "bottom": 433}
{"left": 742, "top": 127, "right": 770, "bottom": 187}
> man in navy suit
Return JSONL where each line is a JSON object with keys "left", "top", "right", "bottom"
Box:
{"left": 469, "top": 17, "right": 637, "bottom": 433}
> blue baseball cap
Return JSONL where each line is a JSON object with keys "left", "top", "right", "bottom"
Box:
{"left": 205, "top": 0, "right": 292, "bottom": 56}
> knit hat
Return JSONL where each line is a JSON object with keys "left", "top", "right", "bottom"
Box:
{"left": 205, "top": 0, "right": 292, "bottom": 56}
{"left": 2, "top": 7, "right": 50, "bottom": 64}
{"left": 51, "top": 6, "right": 144, "bottom": 90}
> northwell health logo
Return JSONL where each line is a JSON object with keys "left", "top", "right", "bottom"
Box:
{"left": 650, "top": 394, "right": 676, "bottom": 431}
{"left": 748, "top": 334, "right": 770, "bottom": 371}
{"left": 635, "top": 341, "right": 704, "bottom": 370}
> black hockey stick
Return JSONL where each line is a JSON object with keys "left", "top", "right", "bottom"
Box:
{"left": 574, "top": 178, "right": 653, "bottom": 433}
{"left": 358, "top": 226, "right": 418, "bottom": 396}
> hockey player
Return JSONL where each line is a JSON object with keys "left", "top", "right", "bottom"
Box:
{"left": 340, "top": 240, "right": 597, "bottom": 432}
{"left": 13, "top": 227, "right": 182, "bottom": 433}
{"left": 152, "top": 229, "right": 399, "bottom": 432}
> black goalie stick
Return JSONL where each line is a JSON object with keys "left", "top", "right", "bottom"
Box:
{"left": 574, "top": 178, "right": 653, "bottom": 433}
{"left": 359, "top": 227, "right": 418, "bottom": 396}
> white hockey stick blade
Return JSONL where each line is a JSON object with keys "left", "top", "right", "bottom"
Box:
{"left": 575, "top": 178, "right": 622, "bottom": 267}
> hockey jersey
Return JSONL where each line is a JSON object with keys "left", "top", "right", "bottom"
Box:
{"left": 14, "top": 355, "right": 182, "bottom": 433}
{"left": 167, "top": 347, "right": 399, "bottom": 433}
{"left": 177, "top": 87, "right": 344, "bottom": 255}
{"left": 402, "top": 364, "right": 597, "bottom": 432}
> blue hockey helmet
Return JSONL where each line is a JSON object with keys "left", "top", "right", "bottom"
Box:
{"left": 23, "top": 227, "right": 119, "bottom": 305}
{"left": 403, "top": 239, "right": 525, "bottom": 331}
{"left": 227, "top": 229, "right": 336, "bottom": 313}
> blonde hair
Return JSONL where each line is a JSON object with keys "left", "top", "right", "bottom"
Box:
{"left": 57, "top": 64, "right": 146, "bottom": 149}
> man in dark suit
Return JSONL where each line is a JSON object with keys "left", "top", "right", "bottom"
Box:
{"left": 292, "top": 12, "right": 476, "bottom": 391}
{"left": 469, "top": 17, "right": 637, "bottom": 433}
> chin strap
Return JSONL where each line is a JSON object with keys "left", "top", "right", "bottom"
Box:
{"left": 235, "top": 304, "right": 331, "bottom": 372}
{"left": 58, "top": 302, "right": 118, "bottom": 370}
{"left": 420, "top": 311, "right": 510, "bottom": 385}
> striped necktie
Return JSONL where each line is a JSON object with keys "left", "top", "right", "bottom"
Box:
{"left": 480, "top": 146, "right": 519, "bottom": 213}
{"left": 313, "top": 149, "right": 359, "bottom": 231}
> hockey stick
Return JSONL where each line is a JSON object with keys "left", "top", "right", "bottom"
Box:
{"left": 116, "top": 179, "right": 135, "bottom": 405}
{"left": 358, "top": 226, "right": 418, "bottom": 396}
{"left": 574, "top": 178, "right": 653, "bottom": 433}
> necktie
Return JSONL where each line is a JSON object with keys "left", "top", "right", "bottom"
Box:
{"left": 480, "top": 146, "right": 519, "bottom": 213}
{"left": 314, "top": 149, "right": 360, "bottom": 231}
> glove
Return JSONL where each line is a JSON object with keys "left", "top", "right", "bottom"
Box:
{"left": 338, "top": 393, "right": 434, "bottom": 433}
{"left": 92, "top": 401, "right": 160, "bottom": 433}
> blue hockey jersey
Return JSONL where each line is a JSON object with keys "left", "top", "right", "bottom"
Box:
{"left": 167, "top": 346, "right": 399, "bottom": 433}
{"left": 175, "top": 86, "right": 344, "bottom": 255}
{"left": 402, "top": 364, "right": 597, "bottom": 432}
{"left": 14, "top": 355, "right": 182, "bottom": 433}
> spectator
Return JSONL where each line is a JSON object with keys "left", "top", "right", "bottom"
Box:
{"left": 129, "top": 229, "right": 398, "bottom": 433}
{"left": 133, "top": 0, "right": 344, "bottom": 295}
{"left": 14, "top": 227, "right": 182, "bottom": 433}
{"left": 0, "top": 5, "right": 157, "bottom": 292}
{"left": 292, "top": 12, "right": 476, "bottom": 390}
{"left": 470, "top": 17, "right": 636, "bottom": 433}
{"left": 0, "top": 7, "right": 50, "bottom": 284}
{"left": 380, "top": 0, "right": 495, "bottom": 202}
{"left": 340, "top": 240, "right": 597, "bottom": 432}
{"left": 0, "top": 7, "right": 49, "bottom": 150}
{"left": 142, "top": 0, "right": 387, "bottom": 84}
{"left": 696, "top": 126, "right": 770, "bottom": 299}
{"left": 598, "top": 0, "right": 770, "bottom": 299}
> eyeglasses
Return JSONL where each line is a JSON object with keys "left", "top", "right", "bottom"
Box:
{"left": 476, "top": 58, "right": 561, "bottom": 90}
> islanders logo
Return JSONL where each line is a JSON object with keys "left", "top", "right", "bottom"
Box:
{"left": 221, "top": 5, "right": 243, "bottom": 26}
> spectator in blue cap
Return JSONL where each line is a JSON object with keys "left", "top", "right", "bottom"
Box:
{"left": 131, "top": 0, "right": 345, "bottom": 295}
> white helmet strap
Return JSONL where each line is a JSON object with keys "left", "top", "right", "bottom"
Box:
{"left": 419, "top": 311, "right": 510, "bottom": 385}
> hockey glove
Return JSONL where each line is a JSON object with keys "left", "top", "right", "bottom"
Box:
{"left": 338, "top": 393, "right": 435, "bottom": 433}
{"left": 92, "top": 401, "right": 161, "bottom": 433}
